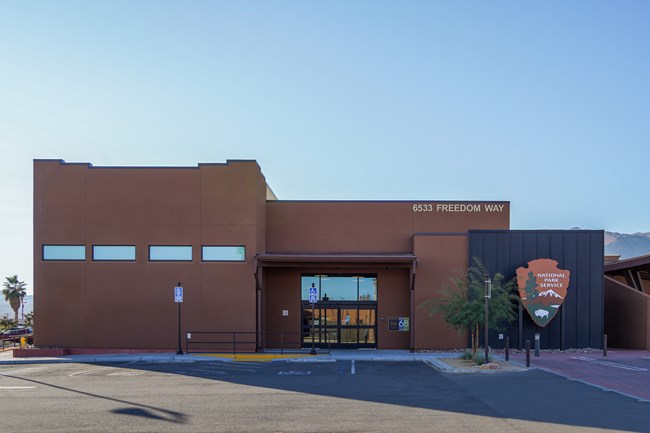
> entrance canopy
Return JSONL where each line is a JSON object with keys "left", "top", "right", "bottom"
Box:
{"left": 255, "top": 253, "right": 417, "bottom": 269}
{"left": 255, "top": 253, "right": 417, "bottom": 351}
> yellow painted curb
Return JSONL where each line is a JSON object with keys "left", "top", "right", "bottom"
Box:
{"left": 193, "top": 353, "right": 323, "bottom": 362}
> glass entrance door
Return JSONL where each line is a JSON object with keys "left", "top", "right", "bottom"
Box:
{"left": 302, "top": 302, "right": 377, "bottom": 349}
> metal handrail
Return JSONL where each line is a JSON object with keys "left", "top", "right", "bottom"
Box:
{"left": 185, "top": 331, "right": 331, "bottom": 355}
{"left": 1, "top": 332, "right": 33, "bottom": 350}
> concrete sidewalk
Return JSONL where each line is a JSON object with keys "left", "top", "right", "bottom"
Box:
{"left": 0, "top": 348, "right": 463, "bottom": 365}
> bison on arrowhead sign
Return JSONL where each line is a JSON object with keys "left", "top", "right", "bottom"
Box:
{"left": 516, "top": 259, "right": 570, "bottom": 327}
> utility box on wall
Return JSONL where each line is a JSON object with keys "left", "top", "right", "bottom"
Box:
{"left": 469, "top": 230, "right": 604, "bottom": 350}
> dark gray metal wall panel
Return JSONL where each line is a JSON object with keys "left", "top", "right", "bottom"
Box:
{"left": 497, "top": 233, "right": 509, "bottom": 278}
{"left": 509, "top": 232, "right": 524, "bottom": 263}
{"left": 468, "top": 230, "right": 604, "bottom": 349}
{"left": 576, "top": 232, "right": 592, "bottom": 347}
{"left": 508, "top": 232, "right": 525, "bottom": 349}
{"left": 562, "top": 233, "right": 578, "bottom": 348}
{"left": 471, "top": 234, "right": 484, "bottom": 265}
{"left": 536, "top": 232, "right": 551, "bottom": 260}
{"left": 484, "top": 232, "right": 498, "bottom": 271}
{"left": 523, "top": 235, "right": 537, "bottom": 267}
{"left": 589, "top": 231, "right": 605, "bottom": 347}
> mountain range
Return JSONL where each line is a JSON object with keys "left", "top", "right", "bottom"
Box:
{"left": 604, "top": 231, "right": 650, "bottom": 259}
{"left": 538, "top": 289, "right": 563, "bottom": 299}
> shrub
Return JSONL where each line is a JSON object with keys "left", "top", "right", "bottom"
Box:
{"left": 475, "top": 353, "right": 493, "bottom": 366}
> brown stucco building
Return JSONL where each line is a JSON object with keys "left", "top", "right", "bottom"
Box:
{"left": 34, "top": 159, "right": 513, "bottom": 352}
{"left": 34, "top": 159, "right": 605, "bottom": 352}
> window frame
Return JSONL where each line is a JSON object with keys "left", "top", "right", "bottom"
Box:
{"left": 148, "top": 245, "right": 193, "bottom": 262}
{"left": 92, "top": 245, "right": 137, "bottom": 262}
{"left": 42, "top": 245, "right": 86, "bottom": 261}
{"left": 301, "top": 273, "right": 378, "bottom": 301}
{"left": 201, "top": 245, "right": 246, "bottom": 262}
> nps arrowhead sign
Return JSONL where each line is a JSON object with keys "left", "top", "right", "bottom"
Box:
{"left": 516, "top": 259, "right": 570, "bottom": 327}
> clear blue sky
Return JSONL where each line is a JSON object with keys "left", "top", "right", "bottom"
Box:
{"left": 1, "top": 1, "right": 648, "bottom": 293}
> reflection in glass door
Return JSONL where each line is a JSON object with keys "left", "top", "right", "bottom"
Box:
{"left": 302, "top": 302, "right": 377, "bottom": 349}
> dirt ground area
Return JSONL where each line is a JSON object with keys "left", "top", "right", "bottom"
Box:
{"left": 439, "top": 356, "right": 526, "bottom": 372}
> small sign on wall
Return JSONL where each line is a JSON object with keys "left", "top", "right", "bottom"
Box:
{"left": 388, "top": 317, "right": 410, "bottom": 332}
{"left": 282, "top": 310, "right": 289, "bottom": 317}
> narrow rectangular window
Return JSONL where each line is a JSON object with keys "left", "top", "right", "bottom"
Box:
{"left": 202, "top": 246, "right": 246, "bottom": 262}
{"left": 43, "top": 245, "right": 86, "bottom": 261}
{"left": 149, "top": 246, "right": 192, "bottom": 262}
{"left": 93, "top": 245, "right": 136, "bottom": 261}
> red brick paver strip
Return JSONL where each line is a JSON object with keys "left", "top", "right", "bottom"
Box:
{"left": 509, "top": 349, "right": 650, "bottom": 401}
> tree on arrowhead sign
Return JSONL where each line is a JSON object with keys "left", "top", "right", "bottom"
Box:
{"left": 516, "top": 259, "right": 570, "bottom": 327}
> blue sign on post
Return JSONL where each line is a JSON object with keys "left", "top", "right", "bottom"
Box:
{"left": 174, "top": 286, "right": 183, "bottom": 303}
{"left": 308, "top": 286, "right": 317, "bottom": 303}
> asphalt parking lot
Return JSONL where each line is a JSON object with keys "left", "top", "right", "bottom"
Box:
{"left": 2, "top": 360, "right": 650, "bottom": 433}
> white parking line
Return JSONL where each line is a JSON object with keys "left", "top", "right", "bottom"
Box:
{"left": 107, "top": 371, "right": 143, "bottom": 376}
{"left": 351, "top": 360, "right": 356, "bottom": 375}
{"left": 0, "top": 386, "right": 36, "bottom": 389}
{"left": 68, "top": 361, "right": 138, "bottom": 377}
{"left": 184, "top": 369, "right": 228, "bottom": 375}
{"left": 571, "top": 356, "right": 648, "bottom": 371}
{"left": 215, "top": 363, "right": 261, "bottom": 370}
{"left": 0, "top": 366, "right": 50, "bottom": 376}
{"left": 69, "top": 366, "right": 114, "bottom": 377}
{"left": 195, "top": 366, "right": 258, "bottom": 373}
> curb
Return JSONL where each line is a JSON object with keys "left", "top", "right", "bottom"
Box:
{"left": 424, "top": 358, "right": 456, "bottom": 372}
{"left": 424, "top": 357, "right": 530, "bottom": 374}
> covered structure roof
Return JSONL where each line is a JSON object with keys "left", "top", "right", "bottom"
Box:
{"left": 604, "top": 253, "right": 650, "bottom": 293}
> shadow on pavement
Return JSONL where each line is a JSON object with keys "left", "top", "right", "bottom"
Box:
{"left": 8, "top": 375, "right": 187, "bottom": 425}
{"left": 110, "top": 360, "right": 650, "bottom": 433}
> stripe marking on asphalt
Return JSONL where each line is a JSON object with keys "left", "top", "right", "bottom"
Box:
{"left": 571, "top": 356, "right": 648, "bottom": 371}
{"left": 69, "top": 367, "right": 114, "bottom": 377}
{"left": 351, "top": 360, "right": 356, "bottom": 375}
{"left": 0, "top": 386, "right": 36, "bottom": 389}
{"left": 0, "top": 367, "right": 50, "bottom": 376}
{"left": 69, "top": 361, "right": 138, "bottom": 377}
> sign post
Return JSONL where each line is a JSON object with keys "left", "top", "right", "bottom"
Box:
{"left": 174, "top": 282, "right": 184, "bottom": 355}
{"left": 484, "top": 274, "right": 491, "bottom": 363}
{"left": 309, "top": 284, "right": 318, "bottom": 355}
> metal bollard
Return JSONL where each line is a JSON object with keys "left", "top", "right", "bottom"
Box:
{"left": 525, "top": 340, "right": 531, "bottom": 367}
{"left": 603, "top": 334, "right": 607, "bottom": 357}
{"left": 534, "top": 333, "right": 540, "bottom": 357}
{"left": 505, "top": 336, "right": 510, "bottom": 361}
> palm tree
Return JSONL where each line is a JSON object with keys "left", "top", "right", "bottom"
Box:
{"left": 2, "top": 275, "right": 27, "bottom": 323}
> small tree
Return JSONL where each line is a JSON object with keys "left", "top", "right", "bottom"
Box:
{"left": 0, "top": 314, "right": 16, "bottom": 331}
{"left": 419, "top": 258, "right": 519, "bottom": 358}
{"left": 2, "top": 275, "right": 27, "bottom": 322}
{"left": 24, "top": 312, "right": 34, "bottom": 329}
